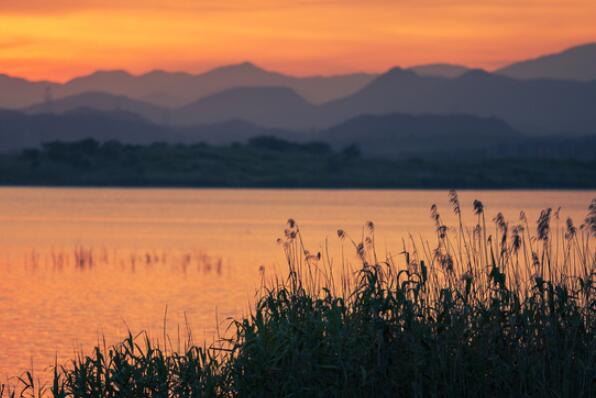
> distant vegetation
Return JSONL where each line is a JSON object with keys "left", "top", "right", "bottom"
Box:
{"left": 2, "top": 194, "right": 594, "bottom": 397}
{"left": 1, "top": 137, "right": 595, "bottom": 188}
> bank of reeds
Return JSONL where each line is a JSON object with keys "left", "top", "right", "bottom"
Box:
{"left": 3, "top": 194, "right": 595, "bottom": 397}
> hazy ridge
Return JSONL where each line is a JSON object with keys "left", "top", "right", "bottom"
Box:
{"left": 2, "top": 43, "right": 596, "bottom": 157}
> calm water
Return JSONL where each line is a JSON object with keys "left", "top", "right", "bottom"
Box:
{"left": 0, "top": 188, "right": 594, "bottom": 379}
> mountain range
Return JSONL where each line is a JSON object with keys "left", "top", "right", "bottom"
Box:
{"left": 3, "top": 42, "right": 595, "bottom": 110}
{"left": 4, "top": 108, "right": 596, "bottom": 161}
{"left": 0, "top": 106, "right": 520, "bottom": 154}
{"left": 0, "top": 108, "right": 296, "bottom": 151}
{"left": 1, "top": 42, "right": 596, "bottom": 155}
{"left": 321, "top": 113, "right": 519, "bottom": 157}
{"left": 317, "top": 68, "right": 596, "bottom": 135}
{"left": 21, "top": 65, "right": 596, "bottom": 135}
{"left": 0, "top": 63, "right": 376, "bottom": 109}
{"left": 496, "top": 43, "right": 596, "bottom": 81}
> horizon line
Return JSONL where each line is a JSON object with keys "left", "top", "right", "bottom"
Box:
{"left": 2, "top": 40, "right": 595, "bottom": 84}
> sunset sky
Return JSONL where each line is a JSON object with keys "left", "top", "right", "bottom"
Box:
{"left": 1, "top": 0, "right": 596, "bottom": 82}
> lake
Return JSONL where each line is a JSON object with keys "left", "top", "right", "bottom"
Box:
{"left": 0, "top": 187, "right": 593, "bottom": 379}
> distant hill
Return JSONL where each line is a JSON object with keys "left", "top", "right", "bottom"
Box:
{"left": 0, "top": 108, "right": 298, "bottom": 151}
{"left": 2, "top": 106, "right": 522, "bottom": 157}
{"left": 4, "top": 41, "right": 596, "bottom": 112}
{"left": 318, "top": 68, "right": 596, "bottom": 135}
{"left": 24, "top": 87, "right": 318, "bottom": 130}
{"left": 25, "top": 92, "right": 169, "bottom": 124}
{"left": 497, "top": 43, "right": 596, "bottom": 81}
{"left": 3, "top": 107, "right": 596, "bottom": 162}
{"left": 0, "top": 63, "right": 376, "bottom": 109}
{"left": 174, "top": 86, "right": 317, "bottom": 129}
{"left": 0, "top": 74, "right": 59, "bottom": 109}
{"left": 319, "top": 113, "right": 520, "bottom": 157}
{"left": 0, "top": 108, "right": 169, "bottom": 151}
{"left": 409, "top": 64, "right": 470, "bottom": 78}
{"left": 19, "top": 66, "right": 596, "bottom": 136}
{"left": 179, "top": 62, "right": 375, "bottom": 105}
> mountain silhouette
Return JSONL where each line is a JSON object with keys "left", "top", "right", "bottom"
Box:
{"left": 3, "top": 107, "right": 595, "bottom": 161}
{"left": 1, "top": 106, "right": 521, "bottom": 157}
{"left": 174, "top": 86, "right": 317, "bottom": 129}
{"left": 0, "top": 108, "right": 298, "bottom": 151}
{"left": 319, "top": 112, "right": 519, "bottom": 157}
{"left": 0, "top": 63, "right": 375, "bottom": 109}
{"left": 21, "top": 65, "right": 596, "bottom": 136}
{"left": 64, "top": 63, "right": 375, "bottom": 106}
{"left": 497, "top": 43, "right": 596, "bottom": 81}
{"left": 318, "top": 67, "right": 596, "bottom": 135}
{"left": 0, "top": 108, "right": 170, "bottom": 151}
{"left": 0, "top": 74, "right": 59, "bottom": 109}
{"left": 3, "top": 42, "right": 596, "bottom": 111}
{"left": 3, "top": 43, "right": 596, "bottom": 136}
{"left": 25, "top": 92, "right": 169, "bottom": 124}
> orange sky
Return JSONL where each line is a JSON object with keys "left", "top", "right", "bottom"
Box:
{"left": 1, "top": 0, "right": 595, "bottom": 82}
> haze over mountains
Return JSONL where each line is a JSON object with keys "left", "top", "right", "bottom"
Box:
{"left": 1, "top": 42, "right": 596, "bottom": 157}
{"left": 3, "top": 42, "right": 595, "bottom": 109}
{"left": 22, "top": 66, "right": 596, "bottom": 135}
{"left": 25, "top": 92, "right": 168, "bottom": 124}
{"left": 0, "top": 63, "right": 376, "bottom": 109}
{"left": 0, "top": 108, "right": 297, "bottom": 151}
{"left": 317, "top": 68, "right": 596, "bottom": 135}
{"left": 321, "top": 113, "right": 518, "bottom": 157}
{"left": 0, "top": 108, "right": 522, "bottom": 156}
{"left": 496, "top": 43, "right": 596, "bottom": 81}
{"left": 4, "top": 108, "right": 595, "bottom": 161}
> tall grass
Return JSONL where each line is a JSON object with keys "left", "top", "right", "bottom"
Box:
{"left": 3, "top": 194, "right": 595, "bottom": 397}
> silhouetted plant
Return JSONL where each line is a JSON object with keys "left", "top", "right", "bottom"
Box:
{"left": 3, "top": 194, "right": 594, "bottom": 397}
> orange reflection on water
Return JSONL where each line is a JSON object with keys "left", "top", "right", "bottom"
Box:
{"left": 0, "top": 188, "right": 594, "bottom": 379}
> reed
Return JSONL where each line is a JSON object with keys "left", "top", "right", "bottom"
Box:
{"left": 3, "top": 248, "right": 224, "bottom": 275}
{"left": 3, "top": 194, "right": 595, "bottom": 397}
